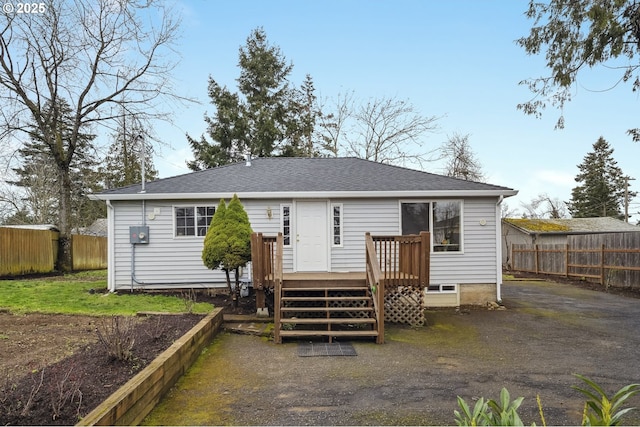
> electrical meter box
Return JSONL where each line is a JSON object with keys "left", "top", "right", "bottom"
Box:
{"left": 129, "top": 226, "right": 150, "bottom": 244}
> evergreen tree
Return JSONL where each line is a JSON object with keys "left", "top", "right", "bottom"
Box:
{"left": 518, "top": 0, "right": 640, "bottom": 136}
{"left": 187, "top": 27, "right": 317, "bottom": 169}
{"left": 103, "top": 114, "right": 158, "bottom": 189}
{"left": 281, "top": 74, "right": 320, "bottom": 157}
{"left": 202, "top": 195, "right": 253, "bottom": 306}
{"left": 568, "top": 137, "right": 635, "bottom": 219}
{"left": 10, "top": 100, "right": 105, "bottom": 229}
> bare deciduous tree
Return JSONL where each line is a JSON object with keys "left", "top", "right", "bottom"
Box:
{"left": 0, "top": 0, "right": 184, "bottom": 270}
{"left": 315, "top": 91, "right": 354, "bottom": 157}
{"left": 500, "top": 202, "right": 518, "bottom": 219}
{"left": 344, "top": 96, "right": 439, "bottom": 168}
{"left": 521, "top": 193, "right": 568, "bottom": 219}
{"left": 440, "top": 133, "right": 485, "bottom": 182}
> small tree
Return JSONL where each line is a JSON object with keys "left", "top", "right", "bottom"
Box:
{"left": 201, "top": 195, "right": 252, "bottom": 306}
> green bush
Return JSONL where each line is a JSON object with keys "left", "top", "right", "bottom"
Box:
{"left": 454, "top": 388, "right": 526, "bottom": 426}
{"left": 454, "top": 375, "right": 639, "bottom": 426}
{"left": 573, "top": 374, "right": 639, "bottom": 426}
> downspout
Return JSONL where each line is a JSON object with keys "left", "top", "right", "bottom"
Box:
{"left": 106, "top": 200, "right": 116, "bottom": 292}
{"left": 495, "top": 195, "right": 504, "bottom": 303}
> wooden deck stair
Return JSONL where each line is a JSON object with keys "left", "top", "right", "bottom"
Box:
{"left": 275, "top": 274, "right": 380, "bottom": 343}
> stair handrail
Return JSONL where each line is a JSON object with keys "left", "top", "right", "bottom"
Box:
{"left": 273, "top": 232, "right": 284, "bottom": 344}
{"left": 365, "top": 232, "right": 384, "bottom": 344}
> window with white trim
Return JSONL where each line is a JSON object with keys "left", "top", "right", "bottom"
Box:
{"left": 432, "top": 201, "right": 461, "bottom": 252}
{"left": 400, "top": 200, "right": 462, "bottom": 252}
{"left": 175, "top": 206, "right": 215, "bottom": 237}
{"left": 331, "top": 203, "right": 343, "bottom": 246}
{"left": 281, "top": 204, "right": 291, "bottom": 246}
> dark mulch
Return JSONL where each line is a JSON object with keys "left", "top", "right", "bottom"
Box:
{"left": 0, "top": 314, "right": 203, "bottom": 426}
{"left": 0, "top": 290, "right": 257, "bottom": 426}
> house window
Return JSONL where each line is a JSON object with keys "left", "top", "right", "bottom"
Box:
{"left": 401, "top": 202, "right": 431, "bottom": 235}
{"left": 175, "top": 206, "right": 215, "bottom": 237}
{"left": 400, "top": 201, "right": 462, "bottom": 252}
{"left": 332, "top": 203, "right": 343, "bottom": 246}
{"left": 281, "top": 204, "right": 291, "bottom": 246}
{"left": 432, "top": 201, "right": 461, "bottom": 252}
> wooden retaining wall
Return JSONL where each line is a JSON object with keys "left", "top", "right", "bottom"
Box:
{"left": 77, "top": 308, "right": 224, "bottom": 426}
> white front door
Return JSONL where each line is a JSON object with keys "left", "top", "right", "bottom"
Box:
{"left": 295, "top": 201, "right": 328, "bottom": 272}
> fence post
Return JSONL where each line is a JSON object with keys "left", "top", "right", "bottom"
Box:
{"left": 419, "top": 231, "right": 429, "bottom": 286}
{"left": 600, "top": 243, "right": 605, "bottom": 286}
{"left": 509, "top": 242, "right": 513, "bottom": 270}
{"left": 565, "top": 244, "right": 569, "bottom": 278}
{"left": 534, "top": 244, "right": 539, "bottom": 274}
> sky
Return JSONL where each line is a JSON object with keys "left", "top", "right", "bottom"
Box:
{"left": 150, "top": 0, "right": 640, "bottom": 223}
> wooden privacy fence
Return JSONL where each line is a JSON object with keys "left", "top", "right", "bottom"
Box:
{"left": 511, "top": 232, "right": 640, "bottom": 288}
{"left": 71, "top": 234, "right": 108, "bottom": 270}
{"left": 0, "top": 228, "right": 107, "bottom": 276}
{"left": 0, "top": 227, "right": 58, "bottom": 276}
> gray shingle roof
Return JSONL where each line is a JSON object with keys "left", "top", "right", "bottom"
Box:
{"left": 97, "top": 157, "right": 516, "bottom": 199}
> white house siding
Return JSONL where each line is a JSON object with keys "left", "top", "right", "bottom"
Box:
{"left": 325, "top": 197, "right": 499, "bottom": 284}
{"left": 111, "top": 198, "right": 288, "bottom": 290}
{"left": 110, "top": 197, "right": 500, "bottom": 291}
{"left": 329, "top": 199, "right": 399, "bottom": 272}
{"left": 429, "top": 198, "right": 498, "bottom": 286}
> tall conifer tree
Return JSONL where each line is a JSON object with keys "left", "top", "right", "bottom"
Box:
{"left": 568, "top": 137, "right": 635, "bottom": 219}
{"left": 187, "top": 28, "right": 317, "bottom": 169}
{"left": 103, "top": 114, "right": 158, "bottom": 189}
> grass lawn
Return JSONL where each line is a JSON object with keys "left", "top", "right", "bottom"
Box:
{"left": 0, "top": 270, "right": 214, "bottom": 316}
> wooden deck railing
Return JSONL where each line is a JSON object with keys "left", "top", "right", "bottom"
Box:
{"left": 368, "top": 231, "right": 431, "bottom": 328}
{"left": 250, "top": 232, "right": 284, "bottom": 314}
{"left": 365, "top": 233, "right": 384, "bottom": 344}
{"left": 371, "top": 231, "right": 430, "bottom": 287}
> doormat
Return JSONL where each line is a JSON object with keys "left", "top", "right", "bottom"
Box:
{"left": 297, "top": 341, "right": 357, "bottom": 357}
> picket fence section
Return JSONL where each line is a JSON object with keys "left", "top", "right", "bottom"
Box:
{"left": 511, "top": 232, "right": 640, "bottom": 288}
{"left": 0, "top": 228, "right": 106, "bottom": 276}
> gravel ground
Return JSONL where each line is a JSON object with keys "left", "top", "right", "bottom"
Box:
{"left": 143, "top": 279, "right": 640, "bottom": 426}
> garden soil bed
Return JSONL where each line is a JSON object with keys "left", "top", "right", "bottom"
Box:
{"left": 0, "top": 291, "right": 254, "bottom": 426}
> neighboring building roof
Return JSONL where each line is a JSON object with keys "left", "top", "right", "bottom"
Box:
{"left": 94, "top": 157, "right": 517, "bottom": 201}
{"left": 503, "top": 217, "right": 640, "bottom": 235}
{"left": 0, "top": 224, "right": 59, "bottom": 231}
{"left": 74, "top": 218, "right": 108, "bottom": 236}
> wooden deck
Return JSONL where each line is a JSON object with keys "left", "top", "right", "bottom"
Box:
{"left": 251, "top": 231, "right": 431, "bottom": 344}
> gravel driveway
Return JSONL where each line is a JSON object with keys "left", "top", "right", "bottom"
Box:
{"left": 143, "top": 279, "right": 640, "bottom": 426}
